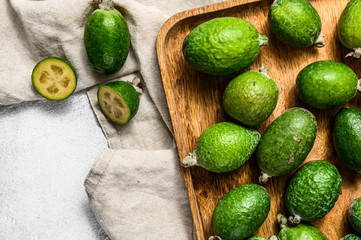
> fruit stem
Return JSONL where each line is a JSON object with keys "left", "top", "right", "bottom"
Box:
{"left": 288, "top": 215, "right": 301, "bottom": 225}
{"left": 181, "top": 152, "right": 197, "bottom": 168}
{"left": 130, "top": 76, "right": 144, "bottom": 94}
{"left": 345, "top": 48, "right": 361, "bottom": 59}
{"left": 209, "top": 237, "right": 222, "bottom": 240}
{"left": 259, "top": 35, "right": 269, "bottom": 46}
{"left": 314, "top": 35, "right": 325, "bottom": 48}
{"left": 268, "top": 236, "right": 279, "bottom": 240}
{"left": 97, "top": 0, "right": 114, "bottom": 10}
{"left": 277, "top": 214, "right": 289, "bottom": 229}
{"left": 259, "top": 171, "right": 272, "bottom": 184}
{"left": 259, "top": 66, "right": 270, "bottom": 77}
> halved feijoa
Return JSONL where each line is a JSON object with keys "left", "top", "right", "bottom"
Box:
{"left": 32, "top": 57, "right": 77, "bottom": 101}
{"left": 97, "top": 81, "right": 140, "bottom": 125}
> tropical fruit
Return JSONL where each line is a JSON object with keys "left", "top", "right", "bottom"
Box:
{"left": 223, "top": 66, "right": 279, "bottom": 127}
{"left": 210, "top": 184, "right": 270, "bottom": 240}
{"left": 256, "top": 108, "right": 317, "bottom": 183}
{"left": 32, "top": 57, "right": 77, "bottom": 101}
{"left": 183, "top": 17, "right": 268, "bottom": 76}
{"left": 285, "top": 160, "right": 342, "bottom": 224}
{"left": 269, "top": 0, "right": 324, "bottom": 47}
{"left": 182, "top": 122, "right": 260, "bottom": 173}
{"left": 349, "top": 197, "right": 361, "bottom": 235}
{"left": 341, "top": 234, "right": 361, "bottom": 240}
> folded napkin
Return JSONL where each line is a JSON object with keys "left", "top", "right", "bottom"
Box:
{"left": 4, "top": 0, "right": 225, "bottom": 239}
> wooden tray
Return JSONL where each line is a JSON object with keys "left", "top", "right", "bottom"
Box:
{"left": 157, "top": 0, "right": 361, "bottom": 239}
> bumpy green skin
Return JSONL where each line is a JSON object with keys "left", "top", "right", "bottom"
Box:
{"left": 333, "top": 108, "right": 361, "bottom": 171}
{"left": 269, "top": 0, "right": 322, "bottom": 47}
{"left": 256, "top": 108, "right": 317, "bottom": 177}
{"left": 98, "top": 81, "right": 140, "bottom": 123}
{"left": 338, "top": 0, "right": 361, "bottom": 50}
{"left": 248, "top": 236, "right": 266, "bottom": 240}
{"left": 195, "top": 122, "right": 260, "bottom": 173}
{"left": 211, "top": 184, "right": 270, "bottom": 240}
{"left": 183, "top": 17, "right": 266, "bottom": 76}
{"left": 223, "top": 70, "right": 279, "bottom": 127}
{"left": 349, "top": 198, "right": 361, "bottom": 235}
{"left": 279, "top": 224, "right": 328, "bottom": 240}
{"left": 286, "top": 160, "right": 342, "bottom": 222}
{"left": 84, "top": 8, "right": 130, "bottom": 74}
{"left": 296, "top": 60, "right": 358, "bottom": 109}
{"left": 341, "top": 234, "right": 361, "bottom": 240}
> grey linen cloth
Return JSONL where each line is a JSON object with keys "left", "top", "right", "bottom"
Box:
{"left": 3, "top": 0, "right": 224, "bottom": 239}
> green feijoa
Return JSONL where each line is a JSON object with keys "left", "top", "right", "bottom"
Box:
{"left": 269, "top": 0, "right": 324, "bottom": 48}
{"left": 333, "top": 108, "right": 361, "bottom": 172}
{"left": 210, "top": 184, "right": 270, "bottom": 240}
{"left": 341, "top": 234, "right": 361, "bottom": 240}
{"left": 97, "top": 81, "right": 140, "bottom": 125}
{"left": 223, "top": 66, "right": 279, "bottom": 127}
{"left": 256, "top": 107, "right": 317, "bottom": 183}
{"left": 182, "top": 122, "right": 260, "bottom": 173}
{"left": 286, "top": 160, "right": 342, "bottom": 224}
{"left": 296, "top": 60, "right": 359, "bottom": 109}
{"left": 84, "top": 0, "right": 130, "bottom": 74}
{"left": 349, "top": 198, "right": 361, "bottom": 235}
{"left": 338, "top": 0, "right": 361, "bottom": 58}
{"left": 276, "top": 214, "right": 328, "bottom": 240}
{"left": 183, "top": 17, "right": 268, "bottom": 76}
{"left": 247, "top": 236, "right": 266, "bottom": 240}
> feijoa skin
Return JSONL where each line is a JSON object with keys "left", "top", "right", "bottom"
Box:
{"left": 182, "top": 122, "right": 260, "bottom": 173}
{"left": 223, "top": 66, "right": 279, "bottom": 127}
{"left": 183, "top": 17, "right": 268, "bottom": 76}
{"left": 296, "top": 60, "right": 358, "bottom": 109}
{"left": 341, "top": 234, "right": 361, "bottom": 240}
{"left": 84, "top": 2, "right": 130, "bottom": 74}
{"left": 333, "top": 108, "right": 361, "bottom": 172}
{"left": 276, "top": 214, "right": 328, "bottom": 240}
{"left": 349, "top": 198, "right": 361, "bottom": 235}
{"left": 210, "top": 184, "right": 270, "bottom": 240}
{"left": 269, "top": 0, "right": 324, "bottom": 48}
{"left": 338, "top": 0, "right": 361, "bottom": 58}
{"left": 286, "top": 160, "right": 342, "bottom": 224}
{"left": 248, "top": 236, "right": 266, "bottom": 240}
{"left": 256, "top": 108, "right": 317, "bottom": 183}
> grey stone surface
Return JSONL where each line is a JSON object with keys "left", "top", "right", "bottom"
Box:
{"left": 0, "top": 91, "right": 108, "bottom": 240}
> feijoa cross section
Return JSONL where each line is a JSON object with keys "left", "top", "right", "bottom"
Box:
{"left": 338, "top": 0, "right": 361, "bottom": 58}
{"left": 210, "top": 184, "right": 270, "bottom": 240}
{"left": 182, "top": 122, "right": 260, "bottom": 173}
{"left": 349, "top": 197, "right": 361, "bottom": 235}
{"left": 223, "top": 66, "right": 279, "bottom": 127}
{"left": 97, "top": 81, "right": 140, "bottom": 125}
{"left": 275, "top": 214, "right": 328, "bottom": 240}
{"left": 269, "top": 0, "right": 324, "bottom": 48}
{"left": 32, "top": 57, "right": 77, "bottom": 101}
{"left": 256, "top": 107, "right": 317, "bottom": 183}
{"left": 84, "top": 1, "right": 130, "bottom": 74}
{"left": 286, "top": 160, "right": 342, "bottom": 224}
{"left": 183, "top": 17, "right": 268, "bottom": 76}
{"left": 296, "top": 60, "right": 358, "bottom": 109}
{"left": 333, "top": 107, "right": 361, "bottom": 172}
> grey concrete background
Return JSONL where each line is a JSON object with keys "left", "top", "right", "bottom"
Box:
{"left": 0, "top": 90, "right": 108, "bottom": 239}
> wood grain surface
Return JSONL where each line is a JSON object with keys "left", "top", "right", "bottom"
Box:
{"left": 156, "top": 0, "right": 361, "bottom": 239}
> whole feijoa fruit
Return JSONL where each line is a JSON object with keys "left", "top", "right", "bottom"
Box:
{"left": 256, "top": 108, "right": 317, "bottom": 183}
{"left": 286, "top": 160, "right": 342, "bottom": 224}
{"left": 183, "top": 17, "right": 268, "bottom": 76}
{"left": 341, "top": 234, "right": 361, "bottom": 240}
{"left": 210, "top": 184, "right": 270, "bottom": 240}
{"left": 182, "top": 122, "right": 260, "bottom": 173}
{"left": 333, "top": 107, "right": 361, "bottom": 172}
{"left": 296, "top": 60, "right": 358, "bottom": 109}
{"left": 84, "top": 1, "right": 130, "bottom": 74}
{"left": 275, "top": 214, "right": 328, "bottom": 240}
{"left": 269, "top": 0, "right": 324, "bottom": 48}
{"left": 248, "top": 236, "right": 266, "bottom": 240}
{"left": 223, "top": 66, "right": 279, "bottom": 127}
{"left": 338, "top": 0, "right": 361, "bottom": 58}
{"left": 349, "top": 197, "right": 361, "bottom": 235}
